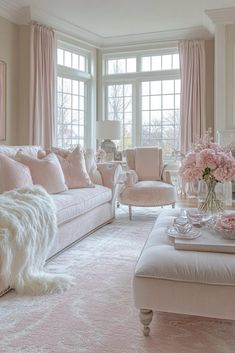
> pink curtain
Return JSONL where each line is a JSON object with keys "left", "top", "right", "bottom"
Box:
{"left": 179, "top": 40, "right": 206, "bottom": 154}
{"left": 29, "top": 23, "right": 55, "bottom": 149}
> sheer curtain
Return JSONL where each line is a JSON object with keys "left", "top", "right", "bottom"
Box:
{"left": 29, "top": 23, "right": 55, "bottom": 148}
{"left": 179, "top": 40, "right": 206, "bottom": 155}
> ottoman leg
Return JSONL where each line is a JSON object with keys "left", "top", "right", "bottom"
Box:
{"left": 139, "top": 309, "right": 153, "bottom": 336}
{"left": 129, "top": 205, "right": 132, "bottom": 220}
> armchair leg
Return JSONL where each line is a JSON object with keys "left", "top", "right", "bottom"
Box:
{"left": 129, "top": 205, "right": 132, "bottom": 220}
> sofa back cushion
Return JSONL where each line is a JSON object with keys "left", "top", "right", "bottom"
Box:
{"left": 56, "top": 146, "right": 94, "bottom": 188}
{"left": 15, "top": 152, "right": 67, "bottom": 194}
{"left": 0, "top": 154, "right": 33, "bottom": 193}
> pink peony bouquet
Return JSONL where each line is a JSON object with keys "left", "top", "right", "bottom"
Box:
{"left": 180, "top": 130, "right": 235, "bottom": 183}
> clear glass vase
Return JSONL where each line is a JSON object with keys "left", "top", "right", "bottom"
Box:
{"left": 198, "top": 179, "right": 224, "bottom": 214}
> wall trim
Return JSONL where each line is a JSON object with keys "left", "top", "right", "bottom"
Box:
{"left": 206, "top": 7, "right": 235, "bottom": 25}
{"left": 0, "top": 2, "right": 213, "bottom": 48}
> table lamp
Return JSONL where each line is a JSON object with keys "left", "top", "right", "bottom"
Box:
{"left": 96, "top": 120, "right": 121, "bottom": 161}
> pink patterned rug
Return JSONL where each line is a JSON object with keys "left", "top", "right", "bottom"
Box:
{"left": 0, "top": 206, "right": 235, "bottom": 353}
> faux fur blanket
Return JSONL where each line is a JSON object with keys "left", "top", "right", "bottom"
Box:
{"left": 0, "top": 186, "right": 73, "bottom": 295}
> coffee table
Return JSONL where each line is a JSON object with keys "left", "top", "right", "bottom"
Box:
{"left": 133, "top": 209, "right": 235, "bottom": 336}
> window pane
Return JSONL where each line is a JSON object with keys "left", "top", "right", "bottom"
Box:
{"left": 72, "top": 95, "right": 79, "bottom": 109}
{"left": 152, "top": 56, "right": 161, "bottom": 70}
{"left": 175, "top": 79, "right": 181, "bottom": 93}
{"left": 150, "top": 111, "right": 161, "bottom": 125}
{"left": 72, "top": 53, "right": 79, "bottom": 69}
{"left": 162, "top": 95, "right": 174, "bottom": 109}
{"left": 57, "top": 49, "right": 64, "bottom": 65}
{"left": 117, "top": 59, "right": 125, "bottom": 73}
{"left": 72, "top": 80, "right": 79, "bottom": 95}
{"left": 127, "top": 58, "right": 136, "bottom": 73}
{"left": 142, "top": 111, "right": 150, "bottom": 125}
{"left": 162, "top": 80, "right": 174, "bottom": 94}
{"left": 79, "top": 56, "right": 85, "bottom": 71}
{"left": 63, "top": 78, "right": 72, "bottom": 93}
{"left": 142, "top": 96, "right": 150, "bottom": 110}
{"left": 175, "top": 94, "right": 180, "bottom": 109}
{"left": 162, "top": 55, "right": 172, "bottom": 70}
{"left": 162, "top": 110, "right": 174, "bottom": 125}
{"left": 151, "top": 96, "right": 161, "bottom": 110}
{"left": 151, "top": 81, "right": 161, "bottom": 95}
{"left": 108, "top": 60, "right": 116, "bottom": 74}
{"left": 142, "top": 82, "right": 150, "bottom": 96}
{"left": 142, "top": 57, "right": 151, "bottom": 71}
{"left": 173, "top": 54, "right": 180, "bottom": 69}
{"left": 64, "top": 51, "right": 72, "bottom": 67}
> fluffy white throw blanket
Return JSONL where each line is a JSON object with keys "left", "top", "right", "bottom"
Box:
{"left": 0, "top": 186, "right": 73, "bottom": 295}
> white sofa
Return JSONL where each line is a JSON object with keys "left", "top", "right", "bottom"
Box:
{"left": 0, "top": 145, "right": 122, "bottom": 296}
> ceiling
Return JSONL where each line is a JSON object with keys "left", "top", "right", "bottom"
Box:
{"left": 1, "top": 0, "right": 235, "bottom": 45}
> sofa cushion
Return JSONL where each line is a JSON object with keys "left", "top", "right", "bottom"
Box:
{"left": 56, "top": 146, "right": 94, "bottom": 189}
{"left": 52, "top": 185, "right": 112, "bottom": 226}
{"left": 15, "top": 152, "right": 67, "bottom": 194}
{"left": 0, "top": 154, "right": 33, "bottom": 193}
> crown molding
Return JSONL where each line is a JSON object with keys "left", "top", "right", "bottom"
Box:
{"left": 205, "top": 7, "right": 235, "bottom": 25}
{"left": 100, "top": 26, "right": 213, "bottom": 49}
{"left": 30, "top": 6, "right": 102, "bottom": 47}
{"left": 0, "top": 1, "right": 30, "bottom": 24}
{"left": 0, "top": 2, "right": 214, "bottom": 49}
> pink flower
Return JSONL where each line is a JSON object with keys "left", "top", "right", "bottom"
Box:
{"left": 196, "top": 149, "right": 218, "bottom": 170}
{"left": 180, "top": 130, "right": 235, "bottom": 183}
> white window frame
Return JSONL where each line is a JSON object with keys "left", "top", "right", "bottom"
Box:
{"left": 102, "top": 47, "right": 180, "bottom": 158}
{"left": 56, "top": 37, "right": 96, "bottom": 149}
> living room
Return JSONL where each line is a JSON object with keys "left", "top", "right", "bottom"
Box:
{"left": 0, "top": 1, "right": 235, "bottom": 352}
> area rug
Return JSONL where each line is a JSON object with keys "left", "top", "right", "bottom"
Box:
{"left": 0, "top": 206, "right": 235, "bottom": 353}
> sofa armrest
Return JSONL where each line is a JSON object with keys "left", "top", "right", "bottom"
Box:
{"left": 97, "top": 163, "right": 122, "bottom": 216}
{"left": 97, "top": 163, "right": 122, "bottom": 190}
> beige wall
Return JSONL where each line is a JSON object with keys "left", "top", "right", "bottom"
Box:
{"left": 18, "top": 25, "right": 30, "bottom": 145}
{"left": 0, "top": 16, "right": 19, "bottom": 145}
{"left": 205, "top": 39, "right": 214, "bottom": 131}
{"left": 226, "top": 23, "right": 235, "bottom": 130}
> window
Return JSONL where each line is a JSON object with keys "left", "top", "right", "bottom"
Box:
{"left": 56, "top": 42, "right": 92, "bottom": 149}
{"left": 141, "top": 79, "right": 181, "bottom": 154}
{"left": 107, "top": 84, "right": 133, "bottom": 150}
{"left": 103, "top": 50, "right": 180, "bottom": 158}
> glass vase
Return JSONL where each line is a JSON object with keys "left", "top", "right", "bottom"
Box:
{"left": 198, "top": 180, "right": 224, "bottom": 214}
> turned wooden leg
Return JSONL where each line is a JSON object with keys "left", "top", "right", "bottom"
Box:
{"left": 129, "top": 205, "right": 132, "bottom": 220}
{"left": 139, "top": 309, "right": 153, "bottom": 336}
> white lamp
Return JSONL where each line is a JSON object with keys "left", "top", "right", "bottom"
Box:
{"left": 96, "top": 120, "right": 121, "bottom": 161}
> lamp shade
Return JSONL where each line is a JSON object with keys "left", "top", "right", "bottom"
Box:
{"left": 96, "top": 120, "right": 121, "bottom": 140}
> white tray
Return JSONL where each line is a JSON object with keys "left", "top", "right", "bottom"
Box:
{"left": 174, "top": 227, "right": 235, "bottom": 253}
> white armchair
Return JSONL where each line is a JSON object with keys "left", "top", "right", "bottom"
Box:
{"left": 118, "top": 147, "right": 176, "bottom": 219}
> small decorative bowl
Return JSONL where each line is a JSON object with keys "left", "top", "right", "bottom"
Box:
{"left": 186, "top": 209, "right": 204, "bottom": 226}
{"left": 214, "top": 213, "right": 235, "bottom": 240}
{"left": 214, "top": 226, "right": 235, "bottom": 240}
{"left": 173, "top": 217, "right": 192, "bottom": 234}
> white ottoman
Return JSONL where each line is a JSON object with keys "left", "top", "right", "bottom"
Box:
{"left": 133, "top": 209, "right": 235, "bottom": 336}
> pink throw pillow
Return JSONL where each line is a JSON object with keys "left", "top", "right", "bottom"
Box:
{"left": 56, "top": 146, "right": 94, "bottom": 188}
{"left": 15, "top": 152, "right": 67, "bottom": 194}
{"left": 0, "top": 154, "right": 33, "bottom": 193}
